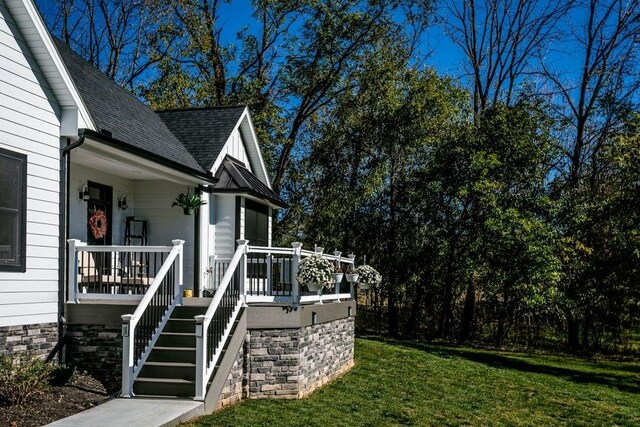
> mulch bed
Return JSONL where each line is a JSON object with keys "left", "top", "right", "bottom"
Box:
{"left": 0, "top": 374, "right": 113, "bottom": 427}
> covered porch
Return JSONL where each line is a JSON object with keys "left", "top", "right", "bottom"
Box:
{"left": 67, "top": 134, "right": 213, "bottom": 295}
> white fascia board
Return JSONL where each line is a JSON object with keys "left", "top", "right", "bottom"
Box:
{"left": 10, "top": 0, "right": 95, "bottom": 133}
{"left": 242, "top": 109, "right": 271, "bottom": 187}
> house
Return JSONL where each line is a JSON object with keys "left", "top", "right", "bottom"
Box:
{"left": 0, "top": 0, "right": 355, "bottom": 414}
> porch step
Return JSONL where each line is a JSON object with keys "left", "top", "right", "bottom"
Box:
{"left": 133, "top": 377, "right": 196, "bottom": 397}
{"left": 171, "top": 305, "right": 208, "bottom": 319}
{"left": 138, "top": 361, "right": 196, "bottom": 381}
{"left": 133, "top": 304, "right": 207, "bottom": 398}
{"left": 164, "top": 318, "right": 195, "bottom": 333}
{"left": 156, "top": 332, "right": 196, "bottom": 348}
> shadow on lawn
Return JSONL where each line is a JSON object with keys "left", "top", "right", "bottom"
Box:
{"left": 364, "top": 337, "right": 640, "bottom": 395}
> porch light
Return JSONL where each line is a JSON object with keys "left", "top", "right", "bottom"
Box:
{"left": 117, "top": 194, "right": 128, "bottom": 210}
{"left": 79, "top": 184, "right": 90, "bottom": 201}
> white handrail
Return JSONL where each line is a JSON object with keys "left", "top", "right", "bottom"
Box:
{"left": 78, "top": 245, "right": 172, "bottom": 253}
{"left": 247, "top": 245, "right": 294, "bottom": 255}
{"left": 120, "top": 239, "right": 184, "bottom": 397}
{"left": 195, "top": 241, "right": 247, "bottom": 400}
{"left": 129, "top": 246, "right": 180, "bottom": 330}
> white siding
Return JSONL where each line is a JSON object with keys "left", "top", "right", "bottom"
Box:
{"left": 213, "top": 195, "right": 237, "bottom": 260}
{"left": 134, "top": 180, "right": 196, "bottom": 290}
{"left": 68, "top": 164, "right": 135, "bottom": 244}
{"left": 0, "top": 0, "right": 61, "bottom": 327}
{"left": 210, "top": 128, "right": 251, "bottom": 174}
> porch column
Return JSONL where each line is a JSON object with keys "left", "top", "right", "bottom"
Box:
{"left": 67, "top": 239, "right": 84, "bottom": 303}
{"left": 194, "top": 314, "right": 206, "bottom": 400}
{"left": 121, "top": 314, "right": 135, "bottom": 397}
{"left": 291, "top": 242, "right": 303, "bottom": 305}
{"left": 237, "top": 239, "right": 249, "bottom": 305}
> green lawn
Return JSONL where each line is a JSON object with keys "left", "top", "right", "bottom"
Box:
{"left": 186, "top": 338, "right": 640, "bottom": 426}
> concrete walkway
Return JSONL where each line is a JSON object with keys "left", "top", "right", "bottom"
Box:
{"left": 46, "top": 398, "right": 204, "bottom": 427}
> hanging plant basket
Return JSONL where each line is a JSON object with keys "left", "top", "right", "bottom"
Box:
{"left": 172, "top": 188, "right": 206, "bottom": 215}
{"left": 306, "top": 282, "right": 323, "bottom": 292}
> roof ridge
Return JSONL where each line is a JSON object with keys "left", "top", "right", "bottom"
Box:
{"left": 155, "top": 105, "right": 248, "bottom": 113}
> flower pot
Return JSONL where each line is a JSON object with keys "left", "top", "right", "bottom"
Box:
{"left": 332, "top": 273, "right": 344, "bottom": 284}
{"left": 346, "top": 273, "right": 359, "bottom": 283}
{"left": 183, "top": 207, "right": 193, "bottom": 215}
{"left": 358, "top": 283, "right": 371, "bottom": 291}
{"left": 306, "top": 282, "right": 323, "bottom": 292}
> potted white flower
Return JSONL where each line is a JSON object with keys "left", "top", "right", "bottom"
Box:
{"left": 355, "top": 264, "right": 381, "bottom": 290}
{"left": 297, "top": 254, "right": 333, "bottom": 292}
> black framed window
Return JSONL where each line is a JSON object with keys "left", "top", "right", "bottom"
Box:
{"left": 245, "top": 199, "right": 269, "bottom": 247}
{"left": 0, "top": 147, "right": 27, "bottom": 272}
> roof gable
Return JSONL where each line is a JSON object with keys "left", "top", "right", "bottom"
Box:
{"left": 157, "top": 106, "right": 246, "bottom": 171}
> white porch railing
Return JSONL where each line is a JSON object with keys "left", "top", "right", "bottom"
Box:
{"left": 194, "top": 241, "right": 355, "bottom": 400}
{"left": 67, "top": 239, "right": 176, "bottom": 302}
{"left": 204, "top": 243, "right": 356, "bottom": 304}
{"left": 194, "top": 239, "right": 247, "bottom": 400}
{"left": 120, "top": 239, "right": 184, "bottom": 397}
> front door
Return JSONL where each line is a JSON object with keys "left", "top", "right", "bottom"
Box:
{"left": 87, "top": 181, "right": 113, "bottom": 245}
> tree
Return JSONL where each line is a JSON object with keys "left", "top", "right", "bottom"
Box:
{"left": 443, "top": 0, "right": 571, "bottom": 115}
{"left": 541, "top": 0, "right": 640, "bottom": 349}
{"left": 38, "top": 0, "right": 162, "bottom": 87}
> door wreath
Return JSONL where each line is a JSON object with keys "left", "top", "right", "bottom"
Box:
{"left": 89, "top": 209, "right": 108, "bottom": 239}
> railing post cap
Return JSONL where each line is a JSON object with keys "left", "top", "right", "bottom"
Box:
{"left": 172, "top": 239, "right": 185, "bottom": 246}
{"left": 194, "top": 315, "right": 206, "bottom": 323}
{"left": 348, "top": 253, "right": 356, "bottom": 259}
{"left": 236, "top": 239, "right": 249, "bottom": 246}
{"left": 67, "top": 238, "right": 80, "bottom": 243}
{"left": 334, "top": 250, "right": 342, "bottom": 257}
{"left": 291, "top": 242, "right": 303, "bottom": 248}
{"left": 121, "top": 314, "right": 134, "bottom": 322}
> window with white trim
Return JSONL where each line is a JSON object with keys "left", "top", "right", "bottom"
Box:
{"left": 0, "top": 147, "right": 27, "bottom": 272}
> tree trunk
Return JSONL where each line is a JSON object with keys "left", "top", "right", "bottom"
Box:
{"left": 459, "top": 281, "right": 475, "bottom": 341}
{"left": 567, "top": 315, "right": 580, "bottom": 351}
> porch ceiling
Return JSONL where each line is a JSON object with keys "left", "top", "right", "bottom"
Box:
{"left": 70, "top": 139, "right": 206, "bottom": 184}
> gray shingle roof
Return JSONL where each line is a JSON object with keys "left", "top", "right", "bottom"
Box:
{"left": 214, "top": 156, "right": 288, "bottom": 208}
{"left": 53, "top": 38, "right": 204, "bottom": 173}
{"left": 156, "top": 106, "right": 247, "bottom": 171}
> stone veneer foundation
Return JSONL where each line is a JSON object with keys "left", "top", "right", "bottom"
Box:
{"left": 64, "top": 324, "right": 122, "bottom": 387}
{"left": 248, "top": 317, "right": 355, "bottom": 399}
{"left": 0, "top": 323, "right": 58, "bottom": 358}
{"left": 62, "top": 301, "right": 356, "bottom": 409}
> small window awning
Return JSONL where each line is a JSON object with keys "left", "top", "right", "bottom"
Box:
{"left": 214, "top": 156, "right": 288, "bottom": 208}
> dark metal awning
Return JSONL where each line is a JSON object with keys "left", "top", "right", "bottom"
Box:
{"left": 213, "top": 156, "right": 288, "bottom": 208}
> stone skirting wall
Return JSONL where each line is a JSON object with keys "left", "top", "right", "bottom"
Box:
{"left": 64, "top": 324, "right": 121, "bottom": 391}
{"left": 248, "top": 329, "right": 300, "bottom": 398}
{"left": 215, "top": 343, "right": 245, "bottom": 410}
{"left": 247, "top": 316, "right": 355, "bottom": 400}
{"left": 299, "top": 316, "right": 355, "bottom": 397}
{"left": 0, "top": 323, "right": 58, "bottom": 359}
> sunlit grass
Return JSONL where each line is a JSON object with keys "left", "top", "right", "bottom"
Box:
{"left": 186, "top": 338, "right": 640, "bottom": 426}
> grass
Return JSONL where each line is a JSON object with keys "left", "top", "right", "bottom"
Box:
{"left": 186, "top": 338, "right": 640, "bottom": 426}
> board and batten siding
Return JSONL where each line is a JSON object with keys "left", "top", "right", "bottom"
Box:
{"left": 133, "top": 180, "right": 196, "bottom": 290}
{"left": 212, "top": 194, "right": 237, "bottom": 261}
{"left": 210, "top": 127, "right": 252, "bottom": 174}
{"left": 0, "top": 0, "right": 61, "bottom": 327}
{"left": 68, "top": 163, "right": 135, "bottom": 245}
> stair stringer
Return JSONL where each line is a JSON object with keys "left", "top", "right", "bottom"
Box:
{"left": 203, "top": 308, "right": 247, "bottom": 413}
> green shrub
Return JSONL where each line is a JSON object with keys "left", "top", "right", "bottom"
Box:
{"left": 0, "top": 355, "right": 54, "bottom": 406}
